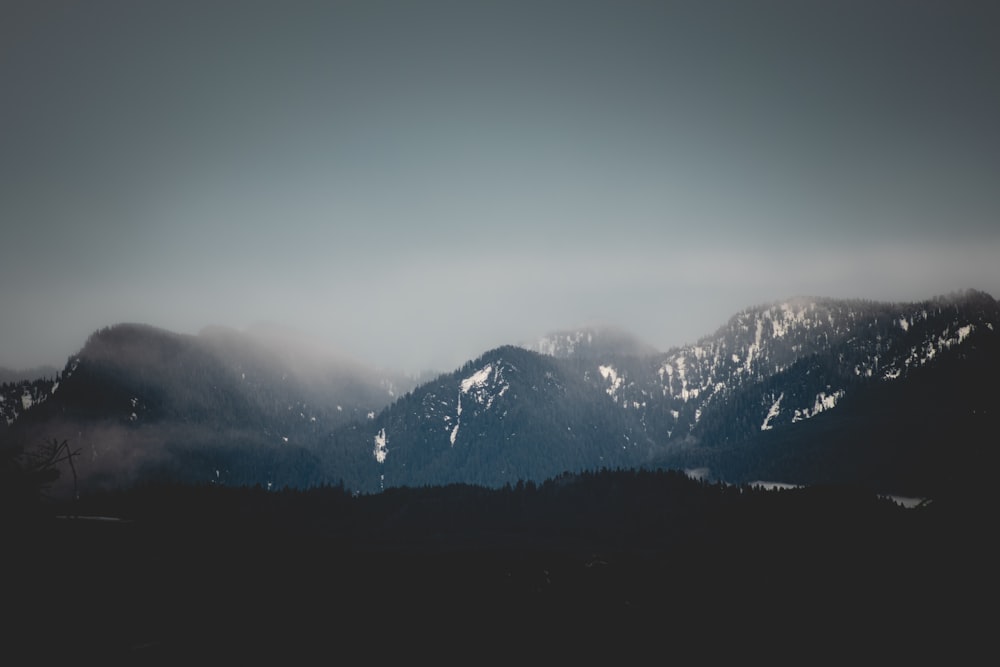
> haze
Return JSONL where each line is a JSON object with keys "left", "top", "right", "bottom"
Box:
{"left": 3, "top": 1, "right": 998, "bottom": 374}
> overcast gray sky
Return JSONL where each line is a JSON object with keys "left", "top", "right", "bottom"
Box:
{"left": 2, "top": 0, "right": 998, "bottom": 373}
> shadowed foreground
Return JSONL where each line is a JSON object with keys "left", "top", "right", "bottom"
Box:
{"left": 6, "top": 471, "right": 990, "bottom": 662}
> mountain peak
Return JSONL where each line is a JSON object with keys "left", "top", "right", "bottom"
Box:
{"left": 931, "top": 288, "right": 996, "bottom": 308}
{"left": 523, "top": 326, "right": 659, "bottom": 360}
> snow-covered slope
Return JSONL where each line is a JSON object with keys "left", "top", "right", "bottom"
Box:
{"left": 569, "top": 290, "right": 999, "bottom": 447}
{"left": 0, "top": 376, "right": 59, "bottom": 427}
{"left": 357, "top": 345, "right": 642, "bottom": 490}
{"left": 355, "top": 289, "right": 999, "bottom": 494}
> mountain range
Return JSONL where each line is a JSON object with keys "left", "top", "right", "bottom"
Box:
{"left": 3, "top": 289, "right": 997, "bottom": 498}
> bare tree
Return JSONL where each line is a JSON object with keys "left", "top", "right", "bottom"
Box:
{"left": 2, "top": 438, "right": 81, "bottom": 510}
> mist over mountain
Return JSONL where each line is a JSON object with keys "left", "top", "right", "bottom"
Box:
{"left": 0, "top": 366, "right": 60, "bottom": 385}
{"left": 2, "top": 290, "right": 996, "bottom": 499}
{"left": 1, "top": 323, "right": 412, "bottom": 491}
{"left": 4, "top": 4, "right": 996, "bottom": 659}
{"left": 522, "top": 326, "right": 660, "bottom": 360}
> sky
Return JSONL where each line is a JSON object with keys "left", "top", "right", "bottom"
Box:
{"left": 2, "top": 0, "right": 999, "bottom": 374}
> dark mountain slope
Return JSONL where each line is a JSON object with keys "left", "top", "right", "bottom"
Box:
{"left": 343, "top": 345, "right": 645, "bottom": 491}
{"left": 689, "top": 322, "right": 1000, "bottom": 497}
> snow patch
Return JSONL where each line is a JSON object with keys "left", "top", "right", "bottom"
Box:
{"left": 660, "top": 355, "right": 697, "bottom": 401}
{"left": 885, "top": 495, "right": 925, "bottom": 509}
{"left": 598, "top": 364, "right": 624, "bottom": 400}
{"left": 461, "top": 364, "right": 493, "bottom": 393}
{"left": 750, "top": 481, "right": 801, "bottom": 491}
{"left": 889, "top": 323, "right": 976, "bottom": 379}
{"left": 744, "top": 319, "right": 764, "bottom": 372}
{"left": 792, "top": 389, "right": 845, "bottom": 422}
{"left": 761, "top": 393, "right": 784, "bottom": 431}
{"left": 373, "top": 428, "right": 388, "bottom": 463}
{"left": 534, "top": 331, "right": 590, "bottom": 357}
{"left": 459, "top": 362, "right": 510, "bottom": 409}
{"left": 448, "top": 362, "right": 512, "bottom": 442}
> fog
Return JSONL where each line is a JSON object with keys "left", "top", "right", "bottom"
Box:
{"left": 2, "top": 1, "right": 998, "bottom": 374}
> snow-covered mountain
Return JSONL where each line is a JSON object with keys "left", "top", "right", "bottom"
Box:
{"left": 344, "top": 289, "right": 999, "bottom": 494}
{"left": 562, "top": 290, "right": 997, "bottom": 445}
{"left": 4, "top": 290, "right": 997, "bottom": 497}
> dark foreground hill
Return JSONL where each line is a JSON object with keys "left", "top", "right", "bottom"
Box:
{"left": 6, "top": 469, "right": 991, "bottom": 662}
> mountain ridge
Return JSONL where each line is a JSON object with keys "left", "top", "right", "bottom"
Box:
{"left": 2, "top": 290, "right": 996, "bottom": 497}
{"left": 347, "top": 289, "right": 998, "bottom": 494}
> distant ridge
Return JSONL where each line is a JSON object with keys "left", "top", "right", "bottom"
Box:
{"left": 0, "top": 365, "right": 60, "bottom": 384}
